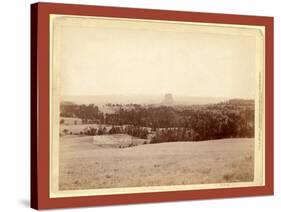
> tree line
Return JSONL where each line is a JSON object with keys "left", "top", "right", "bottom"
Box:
{"left": 61, "top": 100, "right": 254, "bottom": 142}
{"left": 80, "top": 125, "right": 149, "bottom": 139}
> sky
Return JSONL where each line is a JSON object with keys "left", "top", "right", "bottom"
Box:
{"left": 52, "top": 16, "right": 264, "bottom": 99}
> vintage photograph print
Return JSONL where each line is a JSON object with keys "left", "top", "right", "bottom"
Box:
{"left": 31, "top": 2, "right": 273, "bottom": 209}
{"left": 50, "top": 15, "right": 265, "bottom": 197}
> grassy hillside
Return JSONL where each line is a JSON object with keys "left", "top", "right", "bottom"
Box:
{"left": 59, "top": 136, "right": 254, "bottom": 190}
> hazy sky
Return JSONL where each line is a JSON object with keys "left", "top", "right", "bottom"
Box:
{"left": 53, "top": 16, "right": 264, "bottom": 99}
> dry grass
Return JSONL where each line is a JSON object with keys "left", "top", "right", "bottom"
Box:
{"left": 59, "top": 135, "right": 254, "bottom": 190}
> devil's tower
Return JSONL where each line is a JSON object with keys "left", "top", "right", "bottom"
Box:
{"left": 162, "top": 93, "right": 174, "bottom": 105}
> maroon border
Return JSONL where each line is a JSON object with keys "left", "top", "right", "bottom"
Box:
{"left": 30, "top": 2, "right": 274, "bottom": 210}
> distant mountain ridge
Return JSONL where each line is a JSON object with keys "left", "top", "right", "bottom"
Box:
{"left": 61, "top": 94, "right": 229, "bottom": 106}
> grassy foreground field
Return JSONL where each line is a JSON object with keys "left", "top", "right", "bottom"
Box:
{"left": 59, "top": 135, "right": 254, "bottom": 190}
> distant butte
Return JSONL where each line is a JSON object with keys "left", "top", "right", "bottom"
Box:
{"left": 162, "top": 93, "right": 174, "bottom": 105}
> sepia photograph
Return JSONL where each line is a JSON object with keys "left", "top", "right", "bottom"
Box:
{"left": 49, "top": 14, "right": 265, "bottom": 197}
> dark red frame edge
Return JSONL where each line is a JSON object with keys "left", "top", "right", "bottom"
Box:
{"left": 30, "top": 2, "right": 274, "bottom": 210}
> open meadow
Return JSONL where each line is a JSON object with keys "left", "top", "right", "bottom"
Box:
{"left": 59, "top": 134, "right": 254, "bottom": 190}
